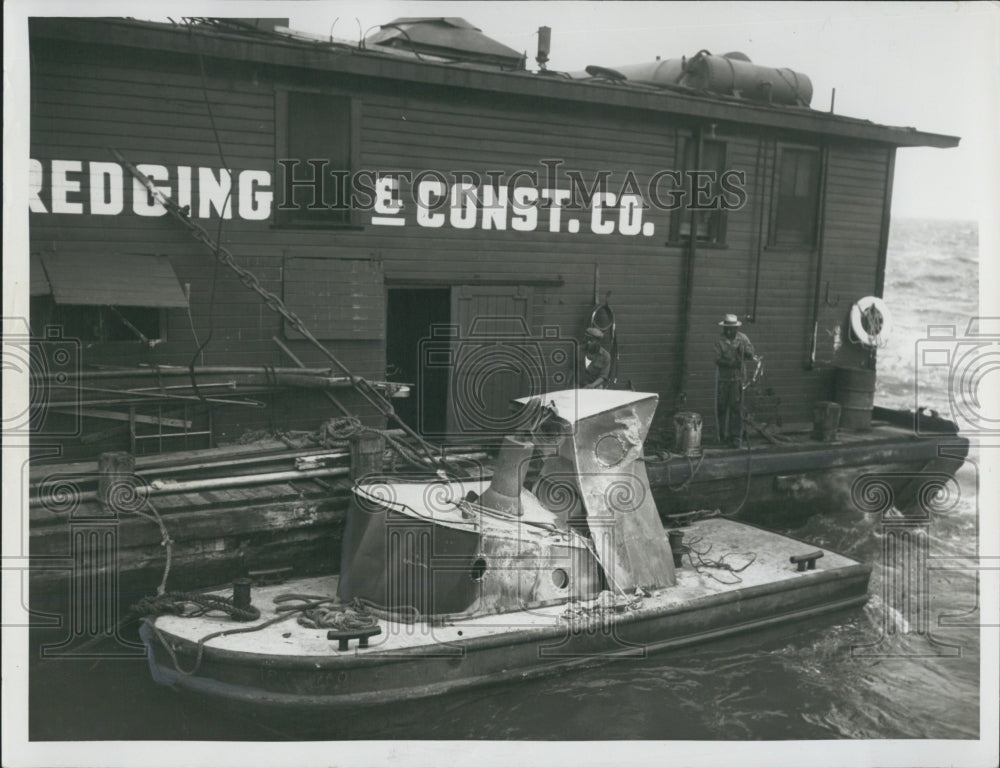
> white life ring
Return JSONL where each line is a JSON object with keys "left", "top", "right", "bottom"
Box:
{"left": 850, "top": 296, "right": 892, "bottom": 348}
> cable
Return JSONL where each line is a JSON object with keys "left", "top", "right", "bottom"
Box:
{"left": 185, "top": 19, "right": 234, "bottom": 408}
{"left": 729, "top": 428, "right": 754, "bottom": 516}
{"left": 667, "top": 450, "right": 704, "bottom": 493}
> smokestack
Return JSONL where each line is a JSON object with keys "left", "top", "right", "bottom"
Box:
{"left": 536, "top": 26, "right": 551, "bottom": 70}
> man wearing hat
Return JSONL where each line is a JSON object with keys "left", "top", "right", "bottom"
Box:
{"left": 715, "top": 313, "right": 755, "bottom": 446}
{"left": 581, "top": 327, "right": 612, "bottom": 389}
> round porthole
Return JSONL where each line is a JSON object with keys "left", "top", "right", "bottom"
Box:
{"left": 595, "top": 433, "right": 628, "bottom": 467}
{"left": 470, "top": 557, "right": 487, "bottom": 581}
{"left": 551, "top": 568, "right": 569, "bottom": 589}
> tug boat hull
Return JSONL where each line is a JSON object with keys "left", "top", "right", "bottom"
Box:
{"left": 141, "top": 517, "right": 871, "bottom": 709}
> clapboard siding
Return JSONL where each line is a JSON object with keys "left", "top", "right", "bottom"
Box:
{"left": 28, "top": 24, "right": 900, "bottom": 448}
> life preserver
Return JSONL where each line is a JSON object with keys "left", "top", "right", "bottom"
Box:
{"left": 850, "top": 296, "right": 892, "bottom": 348}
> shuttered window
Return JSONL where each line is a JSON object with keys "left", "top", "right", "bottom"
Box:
{"left": 771, "top": 146, "right": 821, "bottom": 247}
{"left": 275, "top": 90, "right": 355, "bottom": 227}
{"left": 669, "top": 135, "right": 728, "bottom": 245}
{"left": 282, "top": 257, "right": 384, "bottom": 340}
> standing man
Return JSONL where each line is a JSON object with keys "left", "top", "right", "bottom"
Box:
{"left": 581, "top": 327, "right": 612, "bottom": 389}
{"left": 715, "top": 313, "right": 755, "bottom": 446}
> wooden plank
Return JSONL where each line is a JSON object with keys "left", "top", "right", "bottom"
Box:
{"left": 50, "top": 408, "right": 192, "bottom": 429}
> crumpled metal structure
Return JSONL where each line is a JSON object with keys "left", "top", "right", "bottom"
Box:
{"left": 522, "top": 390, "right": 677, "bottom": 591}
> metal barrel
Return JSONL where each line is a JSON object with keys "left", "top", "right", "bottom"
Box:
{"left": 835, "top": 367, "right": 876, "bottom": 430}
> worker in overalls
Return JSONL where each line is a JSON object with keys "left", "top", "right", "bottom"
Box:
{"left": 715, "top": 313, "right": 755, "bottom": 447}
{"left": 581, "top": 327, "right": 612, "bottom": 389}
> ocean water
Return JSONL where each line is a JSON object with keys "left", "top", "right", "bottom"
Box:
{"left": 28, "top": 218, "right": 981, "bottom": 741}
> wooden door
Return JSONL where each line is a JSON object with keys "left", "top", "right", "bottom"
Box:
{"left": 446, "top": 285, "right": 534, "bottom": 441}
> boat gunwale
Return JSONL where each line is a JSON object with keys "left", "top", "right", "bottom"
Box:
{"left": 141, "top": 591, "right": 871, "bottom": 709}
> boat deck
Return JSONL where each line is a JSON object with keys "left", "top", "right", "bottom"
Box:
{"left": 153, "top": 517, "right": 863, "bottom": 657}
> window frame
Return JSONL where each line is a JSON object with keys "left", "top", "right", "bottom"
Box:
{"left": 30, "top": 296, "right": 168, "bottom": 346}
{"left": 667, "top": 132, "right": 730, "bottom": 248}
{"left": 768, "top": 142, "right": 823, "bottom": 250}
{"left": 273, "top": 86, "right": 362, "bottom": 230}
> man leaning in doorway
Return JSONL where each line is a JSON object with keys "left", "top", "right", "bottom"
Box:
{"left": 715, "top": 313, "right": 755, "bottom": 447}
{"left": 581, "top": 327, "right": 612, "bottom": 389}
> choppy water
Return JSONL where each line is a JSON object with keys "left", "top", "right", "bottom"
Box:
{"left": 29, "top": 219, "right": 981, "bottom": 741}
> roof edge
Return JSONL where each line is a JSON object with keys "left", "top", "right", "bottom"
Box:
{"left": 28, "top": 17, "right": 960, "bottom": 149}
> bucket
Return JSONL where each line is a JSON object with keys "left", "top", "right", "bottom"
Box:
{"left": 812, "top": 401, "right": 841, "bottom": 441}
{"left": 673, "top": 412, "right": 703, "bottom": 456}
{"left": 835, "top": 367, "right": 876, "bottom": 431}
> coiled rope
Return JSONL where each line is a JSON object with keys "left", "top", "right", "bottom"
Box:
{"left": 131, "top": 592, "right": 261, "bottom": 622}
{"left": 146, "top": 592, "right": 374, "bottom": 677}
{"left": 318, "top": 415, "right": 441, "bottom": 469}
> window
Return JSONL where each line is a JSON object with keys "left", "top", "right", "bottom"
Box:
{"left": 771, "top": 146, "right": 821, "bottom": 247}
{"left": 29, "top": 252, "right": 186, "bottom": 343}
{"left": 669, "top": 135, "right": 728, "bottom": 245}
{"left": 30, "top": 299, "right": 162, "bottom": 343}
{"left": 275, "top": 90, "right": 354, "bottom": 227}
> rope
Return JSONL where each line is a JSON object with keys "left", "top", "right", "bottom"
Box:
{"left": 318, "top": 415, "right": 434, "bottom": 469}
{"left": 860, "top": 303, "right": 884, "bottom": 344}
{"left": 295, "top": 601, "right": 378, "bottom": 631}
{"left": 589, "top": 293, "right": 618, "bottom": 386}
{"left": 684, "top": 536, "right": 757, "bottom": 584}
{"left": 147, "top": 592, "right": 348, "bottom": 677}
{"left": 127, "top": 500, "right": 173, "bottom": 595}
{"left": 131, "top": 591, "right": 261, "bottom": 622}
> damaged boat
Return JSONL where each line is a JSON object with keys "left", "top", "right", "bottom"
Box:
{"left": 141, "top": 390, "right": 871, "bottom": 707}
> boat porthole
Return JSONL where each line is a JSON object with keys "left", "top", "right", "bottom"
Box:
{"left": 551, "top": 568, "right": 569, "bottom": 589}
{"left": 457, "top": 630, "right": 463, "bottom": 636}
{"left": 470, "top": 557, "right": 487, "bottom": 581}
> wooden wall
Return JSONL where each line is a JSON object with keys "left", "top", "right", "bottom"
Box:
{"left": 28, "top": 27, "right": 892, "bottom": 451}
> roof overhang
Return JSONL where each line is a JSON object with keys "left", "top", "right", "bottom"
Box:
{"left": 37, "top": 252, "right": 188, "bottom": 308}
{"left": 28, "top": 17, "right": 960, "bottom": 149}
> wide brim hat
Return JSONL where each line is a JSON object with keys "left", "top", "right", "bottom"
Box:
{"left": 584, "top": 327, "right": 604, "bottom": 340}
{"left": 718, "top": 313, "right": 742, "bottom": 327}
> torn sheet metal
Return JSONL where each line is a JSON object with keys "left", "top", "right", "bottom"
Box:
{"left": 520, "top": 390, "right": 677, "bottom": 590}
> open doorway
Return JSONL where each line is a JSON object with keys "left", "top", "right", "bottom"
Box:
{"left": 386, "top": 288, "right": 451, "bottom": 435}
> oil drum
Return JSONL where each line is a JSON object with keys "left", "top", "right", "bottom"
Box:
{"left": 835, "top": 367, "right": 876, "bottom": 430}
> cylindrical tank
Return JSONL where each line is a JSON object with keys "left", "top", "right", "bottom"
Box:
{"left": 835, "top": 368, "right": 876, "bottom": 431}
{"left": 681, "top": 51, "right": 813, "bottom": 106}
{"left": 605, "top": 58, "right": 685, "bottom": 86}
